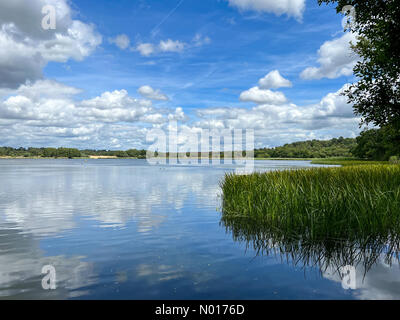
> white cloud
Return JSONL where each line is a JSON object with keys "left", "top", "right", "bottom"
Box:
{"left": 168, "top": 107, "right": 186, "bottom": 121}
{"left": 80, "top": 89, "right": 151, "bottom": 110}
{"left": 0, "top": 80, "right": 81, "bottom": 124}
{"left": 138, "top": 86, "right": 169, "bottom": 101}
{"left": 109, "top": 34, "right": 130, "bottom": 50}
{"left": 0, "top": 0, "right": 102, "bottom": 89}
{"left": 301, "top": 32, "right": 358, "bottom": 80}
{"left": 194, "top": 83, "right": 360, "bottom": 147}
{"left": 135, "top": 36, "right": 207, "bottom": 56}
{"left": 37, "top": 21, "right": 101, "bottom": 62}
{"left": 78, "top": 89, "right": 168, "bottom": 124}
{"left": 312, "top": 84, "right": 354, "bottom": 119}
{"left": 227, "top": 0, "right": 305, "bottom": 20}
{"left": 239, "top": 86, "right": 288, "bottom": 104}
{"left": 259, "top": 70, "right": 292, "bottom": 89}
{"left": 17, "top": 79, "right": 82, "bottom": 99}
{"left": 135, "top": 43, "right": 156, "bottom": 56}
{"left": 0, "top": 71, "right": 359, "bottom": 149}
{"left": 0, "top": 81, "right": 181, "bottom": 148}
{"left": 159, "top": 39, "right": 185, "bottom": 53}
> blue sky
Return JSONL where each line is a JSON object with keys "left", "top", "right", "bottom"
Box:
{"left": 50, "top": 0, "right": 347, "bottom": 104}
{"left": 0, "top": 0, "right": 360, "bottom": 149}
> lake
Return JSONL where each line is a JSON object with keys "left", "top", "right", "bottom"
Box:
{"left": 0, "top": 159, "right": 399, "bottom": 299}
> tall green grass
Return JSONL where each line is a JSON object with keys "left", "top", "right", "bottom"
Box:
{"left": 221, "top": 165, "right": 400, "bottom": 241}
{"left": 220, "top": 165, "right": 400, "bottom": 271}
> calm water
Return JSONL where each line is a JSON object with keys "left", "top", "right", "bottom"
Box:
{"left": 0, "top": 159, "right": 399, "bottom": 300}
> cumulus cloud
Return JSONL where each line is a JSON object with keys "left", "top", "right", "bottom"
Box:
{"left": 135, "top": 43, "right": 156, "bottom": 56}
{"left": 134, "top": 36, "right": 208, "bottom": 57}
{"left": 159, "top": 39, "right": 185, "bottom": 53}
{"left": 16, "top": 79, "right": 82, "bottom": 99}
{"left": 313, "top": 84, "right": 354, "bottom": 119}
{"left": 80, "top": 89, "right": 151, "bottom": 110}
{"left": 259, "top": 70, "right": 292, "bottom": 89}
{"left": 0, "top": 61, "right": 359, "bottom": 150}
{"left": 168, "top": 107, "right": 186, "bottom": 121}
{"left": 227, "top": 0, "right": 305, "bottom": 20}
{"left": 134, "top": 39, "right": 185, "bottom": 56}
{"left": 78, "top": 90, "right": 169, "bottom": 124}
{"left": 0, "top": 0, "right": 102, "bottom": 89}
{"left": 138, "top": 86, "right": 169, "bottom": 101}
{"left": 239, "top": 86, "right": 288, "bottom": 104}
{"left": 194, "top": 83, "right": 359, "bottom": 147}
{"left": 0, "top": 80, "right": 80, "bottom": 124}
{"left": 0, "top": 80, "right": 185, "bottom": 148}
{"left": 301, "top": 32, "right": 358, "bottom": 80}
{"left": 0, "top": 79, "right": 359, "bottom": 149}
{"left": 109, "top": 34, "right": 130, "bottom": 50}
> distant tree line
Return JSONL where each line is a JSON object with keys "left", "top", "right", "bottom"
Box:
{"left": 254, "top": 137, "right": 357, "bottom": 159}
{"left": 254, "top": 128, "right": 399, "bottom": 160}
{"left": 80, "top": 149, "right": 147, "bottom": 159}
{"left": 0, "top": 147, "right": 82, "bottom": 158}
{"left": 1, "top": 129, "right": 399, "bottom": 160}
{"left": 0, "top": 147, "right": 147, "bottom": 159}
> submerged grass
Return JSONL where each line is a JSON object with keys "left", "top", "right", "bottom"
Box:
{"left": 220, "top": 165, "right": 400, "bottom": 242}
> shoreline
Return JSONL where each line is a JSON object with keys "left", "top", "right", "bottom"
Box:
{"left": 0, "top": 156, "right": 389, "bottom": 166}
{"left": 0, "top": 156, "right": 318, "bottom": 160}
{"left": 0, "top": 156, "right": 143, "bottom": 160}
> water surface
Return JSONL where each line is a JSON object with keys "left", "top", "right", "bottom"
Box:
{"left": 0, "top": 159, "right": 399, "bottom": 299}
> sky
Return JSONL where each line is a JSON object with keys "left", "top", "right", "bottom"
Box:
{"left": 0, "top": 0, "right": 361, "bottom": 150}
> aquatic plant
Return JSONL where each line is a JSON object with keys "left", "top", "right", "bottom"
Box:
{"left": 220, "top": 165, "right": 400, "bottom": 243}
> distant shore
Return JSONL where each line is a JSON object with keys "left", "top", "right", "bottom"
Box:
{"left": 0, "top": 156, "right": 140, "bottom": 160}
{"left": 0, "top": 156, "right": 389, "bottom": 166}
{"left": 0, "top": 156, "right": 315, "bottom": 160}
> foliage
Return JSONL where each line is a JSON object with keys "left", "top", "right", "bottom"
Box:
{"left": 79, "top": 149, "right": 146, "bottom": 159}
{"left": 390, "top": 156, "right": 400, "bottom": 164}
{"left": 0, "top": 147, "right": 81, "bottom": 158}
{"left": 254, "top": 137, "right": 356, "bottom": 159}
{"left": 0, "top": 147, "right": 147, "bottom": 159}
{"left": 351, "top": 125, "right": 400, "bottom": 160}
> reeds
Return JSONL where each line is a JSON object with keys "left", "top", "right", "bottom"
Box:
{"left": 220, "top": 165, "right": 400, "bottom": 272}
{"left": 220, "top": 165, "right": 400, "bottom": 241}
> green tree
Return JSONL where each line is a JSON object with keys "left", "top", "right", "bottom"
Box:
{"left": 352, "top": 126, "right": 400, "bottom": 160}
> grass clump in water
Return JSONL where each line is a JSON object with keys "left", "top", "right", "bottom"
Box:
{"left": 220, "top": 165, "right": 400, "bottom": 242}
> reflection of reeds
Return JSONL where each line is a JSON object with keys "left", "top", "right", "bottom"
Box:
{"left": 220, "top": 165, "right": 400, "bottom": 274}
{"left": 221, "top": 216, "right": 400, "bottom": 276}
